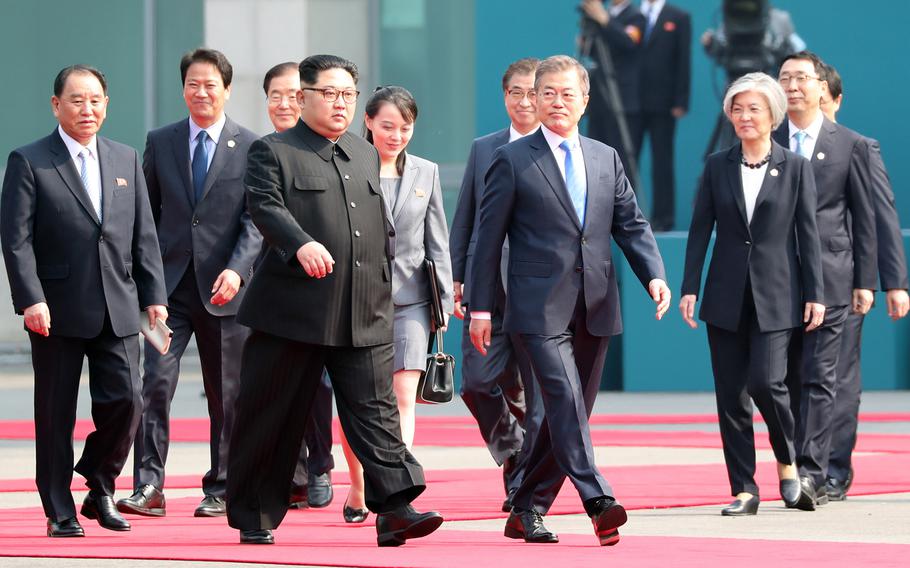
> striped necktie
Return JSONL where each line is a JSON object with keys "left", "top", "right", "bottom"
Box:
{"left": 79, "top": 149, "right": 102, "bottom": 221}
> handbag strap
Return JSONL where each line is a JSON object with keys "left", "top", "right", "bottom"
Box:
{"left": 435, "top": 329, "right": 444, "bottom": 354}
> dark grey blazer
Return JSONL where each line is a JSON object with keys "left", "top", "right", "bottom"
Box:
{"left": 469, "top": 128, "right": 665, "bottom": 336}
{"left": 681, "top": 142, "right": 824, "bottom": 332}
{"left": 143, "top": 116, "right": 262, "bottom": 316}
{"left": 772, "top": 118, "right": 878, "bottom": 307}
{"left": 861, "top": 137, "right": 908, "bottom": 291}
{"left": 449, "top": 128, "right": 510, "bottom": 306}
{"left": 1, "top": 130, "right": 167, "bottom": 338}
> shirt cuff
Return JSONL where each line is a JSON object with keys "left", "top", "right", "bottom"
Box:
{"left": 470, "top": 310, "right": 491, "bottom": 320}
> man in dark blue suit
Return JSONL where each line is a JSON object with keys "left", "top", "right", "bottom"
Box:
{"left": 450, "top": 57, "right": 539, "bottom": 512}
{"left": 469, "top": 55, "right": 670, "bottom": 546}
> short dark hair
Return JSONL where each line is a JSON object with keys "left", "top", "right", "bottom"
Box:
{"left": 299, "top": 54, "right": 358, "bottom": 86}
{"left": 54, "top": 65, "right": 107, "bottom": 97}
{"left": 180, "top": 48, "right": 233, "bottom": 87}
{"left": 263, "top": 61, "right": 299, "bottom": 95}
{"left": 502, "top": 58, "right": 540, "bottom": 92}
{"left": 363, "top": 86, "right": 418, "bottom": 176}
{"left": 822, "top": 62, "right": 843, "bottom": 100}
{"left": 781, "top": 50, "right": 827, "bottom": 79}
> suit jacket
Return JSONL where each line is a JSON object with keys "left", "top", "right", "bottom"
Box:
{"left": 1, "top": 130, "right": 167, "bottom": 338}
{"left": 469, "top": 128, "right": 665, "bottom": 337}
{"left": 860, "top": 137, "right": 909, "bottom": 291}
{"left": 681, "top": 142, "right": 824, "bottom": 332}
{"left": 449, "top": 127, "right": 510, "bottom": 306}
{"left": 144, "top": 116, "right": 262, "bottom": 317}
{"left": 590, "top": 2, "right": 646, "bottom": 114}
{"left": 772, "top": 119, "right": 878, "bottom": 307}
{"left": 237, "top": 119, "right": 393, "bottom": 347}
{"left": 640, "top": 3, "right": 691, "bottom": 112}
{"left": 384, "top": 153, "right": 454, "bottom": 312}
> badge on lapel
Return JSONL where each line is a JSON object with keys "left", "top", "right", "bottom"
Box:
{"left": 816, "top": 152, "right": 825, "bottom": 160}
{"left": 115, "top": 177, "right": 129, "bottom": 187}
{"left": 770, "top": 168, "right": 779, "bottom": 177}
{"left": 227, "top": 139, "right": 236, "bottom": 148}
{"left": 663, "top": 21, "right": 676, "bottom": 32}
{"left": 415, "top": 188, "right": 426, "bottom": 198}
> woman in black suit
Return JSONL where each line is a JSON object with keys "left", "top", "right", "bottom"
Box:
{"left": 680, "top": 72, "right": 825, "bottom": 516}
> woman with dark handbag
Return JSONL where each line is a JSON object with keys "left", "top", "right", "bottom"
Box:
{"left": 338, "top": 86, "right": 454, "bottom": 523}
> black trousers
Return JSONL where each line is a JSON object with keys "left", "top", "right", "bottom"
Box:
{"left": 633, "top": 110, "right": 676, "bottom": 231}
{"left": 226, "top": 331, "right": 425, "bottom": 531}
{"left": 291, "top": 369, "right": 335, "bottom": 494}
{"left": 30, "top": 314, "right": 142, "bottom": 521}
{"left": 510, "top": 293, "right": 612, "bottom": 513}
{"left": 706, "top": 288, "right": 797, "bottom": 497}
{"left": 133, "top": 268, "right": 247, "bottom": 497}
{"left": 795, "top": 304, "right": 850, "bottom": 486}
{"left": 827, "top": 312, "right": 865, "bottom": 482}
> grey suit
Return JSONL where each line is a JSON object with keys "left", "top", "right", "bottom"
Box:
{"left": 133, "top": 116, "right": 262, "bottom": 498}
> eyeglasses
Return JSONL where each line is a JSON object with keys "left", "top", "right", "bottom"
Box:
{"left": 778, "top": 73, "right": 821, "bottom": 86}
{"left": 537, "top": 89, "right": 583, "bottom": 103}
{"left": 507, "top": 88, "right": 535, "bottom": 101}
{"left": 302, "top": 87, "right": 359, "bottom": 104}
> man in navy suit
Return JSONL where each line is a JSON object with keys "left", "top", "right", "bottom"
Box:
{"left": 469, "top": 55, "right": 670, "bottom": 546}
{"left": 117, "top": 48, "right": 262, "bottom": 519}
{"left": 1, "top": 65, "right": 168, "bottom": 536}
{"left": 450, "top": 57, "right": 539, "bottom": 511}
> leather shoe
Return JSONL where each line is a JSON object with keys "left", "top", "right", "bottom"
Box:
{"left": 288, "top": 489, "right": 309, "bottom": 510}
{"left": 307, "top": 472, "right": 333, "bottom": 508}
{"left": 825, "top": 477, "right": 848, "bottom": 501}
{"left": 117, "top": 484, "right": 166, "bottom": 517}
{"left": 501, "top": 487, "right": 516, "bottom": 513}
{"left": 240, "top": 529, "right": 274, "bottom": 544}
{"left": 47, "top": 516, "right": 84, "bottom": 537}
{"left": 343, "top": 504, "right": 369, "bottom": 523}
{"left": 789, "top": 477, "right": 817, "bottom": 511}
{"left": 194, "top": 495, "right": 226, "bottom": 517}
{"left": 81, "top": 494, "right": 131, "bottom": 531}
{"left": 780, "top": 478, "right": 801, "bottom": 508}
{"left": 504, "top": 508, "right": 559, "bottom": 543}
{"left": 844, "top": 466, "right": 854, "bottom": 493}
{"left": 376, "top": 504, "right": 443, "bottom": 547}
{"left": 588, "top": 498, "right": 627, "bottom": 546}
{"left": 721, "top": 495, "right": 759, "bottom": 516}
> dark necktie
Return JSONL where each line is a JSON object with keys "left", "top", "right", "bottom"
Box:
{"left": 192, "top": 130, "right": 209, "bottom": 202}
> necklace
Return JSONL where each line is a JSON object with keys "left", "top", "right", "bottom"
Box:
{"left": 741, "top": 150, "right": 771, "bottom": 169}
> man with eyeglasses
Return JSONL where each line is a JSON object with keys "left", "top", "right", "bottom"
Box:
{"left": 772, "top": 51, "right": 878, "bottom": 511}
{"left": 470, "top": 55, "right": 670, "bottom": 546}
{"left": 260, "top": 61, "right": 337, "bottom": 512}
{"left": 451, "top": 57, "right": 540, "bottom": 514}
{"left": 226, "top": 54, "right": 442, "bottom": 546}
{"left": 117, "top": 48, "right": 262, "bottom": 520}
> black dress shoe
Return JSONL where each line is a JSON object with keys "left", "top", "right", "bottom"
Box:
{"left": 501, "top": 487, "right": 516, "bottom": 513}
{"left": 825, "top": 477, "right": 848, "bottom": 501}
{"left": 343, "top": 504, "right": 369, "bottom": 523}
{"left": 780, "top": 478, "right": 801, "bottom": 508}
{"left": 81, "top": 494, "right": 131, "bottom": 531}
{"left": 790, "top": 477, "right": 817, "bottom": 511}
{"left": 376, "top": 504, "right": 444, "bottom": 547}
{"left": 721, "top": 495, "right": 759, "bottom": 516}
{"left": 307, "top": 472, "right": 333, "bottom": 508}
{"left": 239, "top": 529, "right": 274, "bottom": 544}
{"left": 588, "top": 498, "right": 628, "bottom": 546}
{"left": 503, "top": 508, "right": 559, "bottom": 543}
{"left": 47, "top": 517, "right": 84, "bottom": 537}
{"left": 194, "top": 495, "right": 226, "bottom": 517}
{"left": 844, "top": 466, "right": 854, "bottom": 493}
{"left": 288, "top": 489, "right": 309, "bottom": 510}
{"left": 117, "top": 484, "right": 166, "bottom": 517}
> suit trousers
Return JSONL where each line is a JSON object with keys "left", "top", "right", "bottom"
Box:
{"left": 633, "top": 110, "right": 676, "bottom": 231}
{"left": 510, "top": 292, "right": 613, "bottom": 513}
{"left": 291, "top": 370, "right": 335, "bottom": 494}
{"left": 226, "top": 331, "right": 425, "bottom": 531}
{"left": 829, "top": 311, "right": 864, "bottom": 482}
{"left": 705, "top": 287, "right": 796, "bottom": 496}
{"left": 797, "top": 304, "right": 850, "bottom": 486}
{"left": 133, "top": 267, "right": 247, "bottom": 497}
{"left": 30, "top": 314, "right": 142, "bottom": 521}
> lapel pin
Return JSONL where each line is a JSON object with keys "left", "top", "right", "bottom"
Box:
{"left": 115, "top": 177, "right": 129, "bottom": 187}
{"left": 770, "top": 168, "right": 779, "bottom": 177}
{"left": 415, "top": 189, "right": 426, "bottom": 198}
{"left": 227, "top": 139, "right": 236, "bottom": 148}
{"left": 816, "top": 152, "right": 825, "bottom": 160}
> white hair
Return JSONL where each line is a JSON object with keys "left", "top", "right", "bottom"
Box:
{"left": 723, "top": 72, "right": 788, "bottom": 129}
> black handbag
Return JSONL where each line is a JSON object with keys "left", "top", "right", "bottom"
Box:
{"left": 417, "top": 258, "right": 454, "bottom": 404}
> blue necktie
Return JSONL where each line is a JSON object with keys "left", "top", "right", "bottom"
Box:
{"left": 559, "top": 140, "right": 586, "bottom": 226}
{"left": 79, "top": 149, "right": 102, "bottom": 221}
{"left": 794, "top": 130, "right": 809, "bottom": 159}
{"left": 192, "top": 130, "right": 209, "bottom": 202}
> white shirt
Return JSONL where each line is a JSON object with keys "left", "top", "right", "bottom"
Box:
{"left": 741, "top": 163, "right": 768, "bottom": 224}
{"left": 787, "top": 111, "right": 824, "bottom": 159}
{"left": 188, "top": 114, "right": 226, "bottom": 171}
{"left": 509, "top": 124, "right": 539, "bottom": 143}
{"left": 641, "top": 0, "right": 665, "bottom": 28}
{"left": 58, "top": 125, "right": 102, "bottom": 221}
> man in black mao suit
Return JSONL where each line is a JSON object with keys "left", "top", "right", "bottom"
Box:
{"left": 450, "top": 58, "right": 539, "bottom": 511}
{"left": 637, "top": 0, "right": 690, "bottom": 231}
{"left": 118, "top": 49, "right": 261, "bottom": 519}
{"left": 0, "top": 65, "right": 168, "bottom": 537}
{"left": 772, "top": 51, "right": 878, "bottom": 510}
{"left": 817, "top": 68, "right": 910, "bottom": 500}
{"left": 470, "top": 56, "right": 670, "bottom": 546}
{"left": 225, "top": 54, "right": 442, "bottom": 546}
